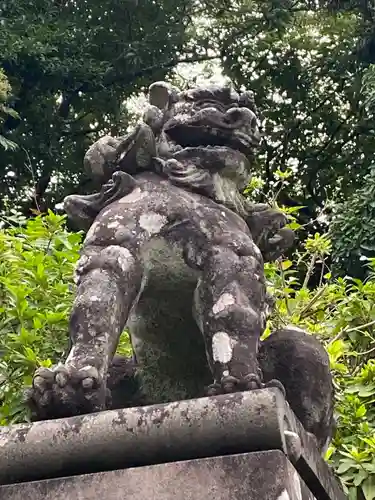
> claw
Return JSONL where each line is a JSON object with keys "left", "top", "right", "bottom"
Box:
{"left": 35, "top": 367, "right": 55, "bottom": 380}
{"left": 82, "top": 377, "right": 95, "bottom": 390}
{"left": 221, "top": 375, "right": 239, "bottom": 393}
{"left": 54, "top": 364, "right": 70, "bottom": 387}
{"left": 206, "top": 383, "right": 221, "bottom": 396}
{"left": 33, "top": 375, "right": 46, "bottom": 392}
{"left": 244, "top": 373, "right": 263, "bottom": 390}
{"left": 79, "top": 366, "right": 99, "bottom": 381}
{"left": 55, "top": 372, "right": 68, "bottom": 388}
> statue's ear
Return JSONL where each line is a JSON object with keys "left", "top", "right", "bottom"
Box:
{"left": 148, "top": 81, "right": 180, "bottom": 110}
{"left": 148, "top": 82, "right": 171, "bottom": 110}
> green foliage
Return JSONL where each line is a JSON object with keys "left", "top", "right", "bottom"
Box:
{"left": 330, "top": 166, "right": 375, "bottom": 279}
{"left": 199, "top": 1, "right": 375, "bottom": 228}
{"left": 0, "top": 213, "right": 133, "bottom": 424}
{"left": 0, "top": 212, "right": 81, "bottom": 423}
{"left": 264, "top": 232, "right": 375, "bottom": 500}
{"left": 1, "top": 212, "right": 375, "bottom": 497}
{"left": 198, "top": 0, "right": 375, "bottom": 276}
{"left": 2, "top": 0, "right": 375, "bottom": 274}
{"left": 0, "top": 69, "right": 18, "bottom": 151}
{"left": 361, "top": 64, "right": 375, "bottom": 108}
{"left": 2, "top": 0, "right": 375, "bottom": 224}
{"left": 0, "top": 0, "right": 206, "bottom": 211}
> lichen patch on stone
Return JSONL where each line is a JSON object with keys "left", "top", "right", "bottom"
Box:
{"left": 108, "top": 221, "right": 120, "bottom": 229}
{"left": 212, "top": 293, "right": 235, "bottom": 315}
{"left": 119, "top": 187, "right": 148, "bottom": 203}
{"left": 85, "top": 221, "right": 102, "bottom": 245}
{"left": 139, "top": 213, "right": 167, "bottom": 235}
{"left": 212, "top": 331, "right": 233, "bottom": 364}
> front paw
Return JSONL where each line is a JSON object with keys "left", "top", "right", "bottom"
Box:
{"left": 25, "top": 364, "right": 110, "bottom": 421}
{"left": 262, "top": 227, "right": 295, "bottom": 262}
{"left": 246, "top": 206, "right": 294, "bottom": 261}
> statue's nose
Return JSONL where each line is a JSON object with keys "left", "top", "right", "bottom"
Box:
{"left": 225, "top": 107, "right": 258, "bottom": 130}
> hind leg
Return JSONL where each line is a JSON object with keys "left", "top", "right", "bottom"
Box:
{"left": 258, "top": 327, "right": 335, "bottom": 452}
{"left": 27, "top": 245, "right": 143, "bottom": 420}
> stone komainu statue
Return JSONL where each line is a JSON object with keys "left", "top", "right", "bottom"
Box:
{"left": 26, "top": 82, "right": 334, "bottom": 453}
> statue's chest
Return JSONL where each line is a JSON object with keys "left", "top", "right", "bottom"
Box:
{"left": 140, "top": 237, "right": 199, "bottom": 292}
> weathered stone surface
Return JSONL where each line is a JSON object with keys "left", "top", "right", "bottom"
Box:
{"left": 107, "top": 328, "right": 335, "bottom": 453}
{"left": 0, "top": 389, "right": 346, "bottom": 500}
{"left": 0, "top": 451, "right": 316, "bottom": 500}
{"left": 0, "top": 389, "right": 287, "bottom": 485}
{"left": 0, "top": 81, "right": 344, "bottom": 500}
{"left": 25, "top": 81, "right": 334, "bottom": 457}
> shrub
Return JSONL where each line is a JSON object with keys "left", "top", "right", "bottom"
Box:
{"left": 0, "top": 212, "right": 81, "bottom": 423}
{"left": 330, "top": 166, "right": 375, "bottom": 280}
{"left": 264, "top": 233, "right": 375, "bottom": 500}
{"left": 0, "top": 212, "right": 133, "bottom": 424}
{"left": 0, "top": 69, "right": 19, "bottom": 151}
{"left": 0, "top": 214, "right": 374, "bottom": 499}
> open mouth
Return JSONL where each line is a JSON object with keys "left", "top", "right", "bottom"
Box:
{"left": 164, "top": 124, "right": 260, "bottom": 158}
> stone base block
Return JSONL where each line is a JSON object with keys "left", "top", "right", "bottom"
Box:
{"left": 0, "top": 450, "right": 314, "bottom": 500}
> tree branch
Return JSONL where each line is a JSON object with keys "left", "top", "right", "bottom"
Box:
{"left": 84, "top": 54, "right": 220, "bottom": 94}
{"left": 61, "top": 125, "right": 103, "bottom": 137}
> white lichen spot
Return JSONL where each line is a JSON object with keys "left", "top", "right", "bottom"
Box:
{"left": 117, "top": 248, "right": 133, "bottom": 272}
{"left": 119, "top": 187, "right": 148, "bottom": 203}
{"left": 74, "top": 255, "right": 90, "bottom": 283}
{"left": 107, "top": 221, "right": 120, "bottom": 229}
{"left": 223, "top": 370, "right": 229, "bottom": 377}
{"left": 212, "top": 331, "right": 235, "bottom": 364}
{"left": 212, "top": 293, "right": 235, "bottom": 315}
{"left": 139, "top": 213, "right": 167, "bottom": 235}
{"left": 76, "top": 255, "right": 89, "bottom": 269}
{"left": 90, "top": 295, "right": 100, "bottom": 301}
{"left": 81, "top": 365, "right": 96, "bottom": 372}
{"left": 85, "top": 221, "right": 101, "bottom": 244}
{"left": 198, "top": 218, "right": 211, "bottom": 236}
{"left": 104, "top": 245, "right": 134, "bottom": 272}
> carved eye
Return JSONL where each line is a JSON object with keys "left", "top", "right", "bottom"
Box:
{"left": 194, "top": 100, "right": 226, "bottom": 113}
{"left": 224, "top": 107, "right": 243, "bottom": 123}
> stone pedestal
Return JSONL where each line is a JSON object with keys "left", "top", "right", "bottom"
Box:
{"left": 0, "top": 451, "right": 314, "bottom": 500}
{"left": 0, "top": 389, "right": 346, "bottom": 500}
